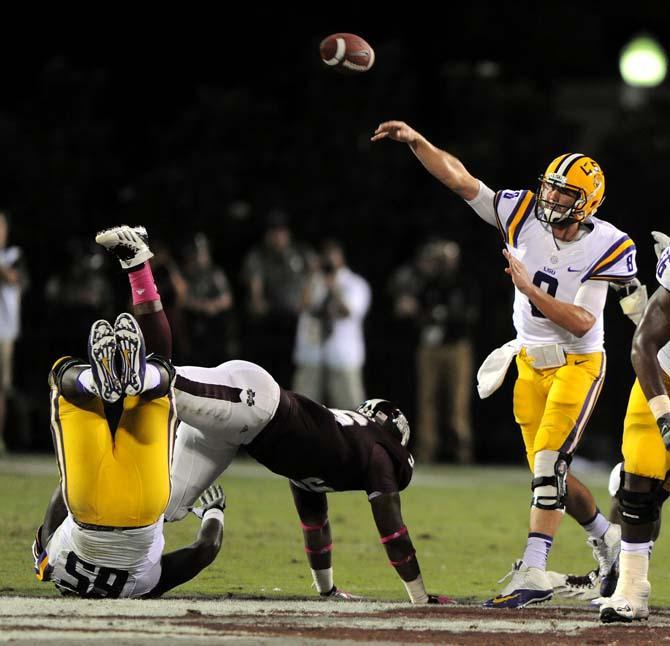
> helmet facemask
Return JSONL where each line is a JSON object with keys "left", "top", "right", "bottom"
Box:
{"left": 535, "top": 154, "right": 605, "bottom": 230}
{"left": 535, "top": 176, "right": 587, "bottom": 228}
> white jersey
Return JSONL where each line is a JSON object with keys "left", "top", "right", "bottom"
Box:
{"left": 174, "top": 360, "right": 281, "bottom": 443}
{"left": 653, "top": 247, "right": 670, "bottom": 375}
{"left": 38, "top": 514, "right": 164, "bottom": 598}
{"left": 494, "top": 189, "right": 637, "bottom": 353}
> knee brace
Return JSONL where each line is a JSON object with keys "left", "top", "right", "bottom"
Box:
{"left": 617, "top": 478, "right": 663, "bottom": 525}
{"left": 531, "top": 450, "right": 572, "bottom": 511}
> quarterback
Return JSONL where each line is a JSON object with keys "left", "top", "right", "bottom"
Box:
{"left": 90, "top": 225, "right": 451, "bottom": 605}
{"left": 33, "top": 313, "right": 225, "bottom": 598}
{"left": 372, "top": 122, "right": 636, "bottom": 608}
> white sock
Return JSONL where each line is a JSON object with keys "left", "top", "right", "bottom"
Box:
{"left": 582, "top": 510, "right": 610, "bottom": 539}
{"left": 403, "top": 574, "right": 429, "bottom": 604}
{"left": 311, "top": 568, "right": 333, "bottom": 594}
{"left": 618, "top": 549, "right": 650, "bottom": 596}
{"left": 621, "top": 539, "right": 652, "bottom": 556}
{"left": 522, "top": 533, "right": 553, "bottom": 570}
{"left": 77, "top": 369, "right": 97, "bottom": 395}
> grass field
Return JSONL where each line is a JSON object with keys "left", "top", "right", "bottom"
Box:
{"left": 3, "top": 454, "right": 670, "bottom": 606}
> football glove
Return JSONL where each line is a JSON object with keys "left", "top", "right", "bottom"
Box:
{"left": 652, "top": 230, "right": 670, "bottom": 260}
{"left": 657, "top": 414, "right": 670, "bottom": 450}
{"left": 191, "top": 483, "right": 226, "bottom": 519}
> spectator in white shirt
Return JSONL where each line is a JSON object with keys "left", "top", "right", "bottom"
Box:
{"left": 293, "top": 239, "right": 371, "bottom": 409}
{"left": 0, "top": 212, "right": 27, "bottom": 455}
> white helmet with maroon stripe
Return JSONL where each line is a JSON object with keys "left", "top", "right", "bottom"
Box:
{"left": 357, "top": 398, "right": 410, "bottom": 447}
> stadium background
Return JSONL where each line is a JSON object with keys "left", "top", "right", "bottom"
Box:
{"left": 1, "top": 6, "right": 669, "bottom": 466}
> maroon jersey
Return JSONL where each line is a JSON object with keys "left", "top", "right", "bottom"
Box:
{"left": 246, "top": 390, "right": 414, "bottom": 493}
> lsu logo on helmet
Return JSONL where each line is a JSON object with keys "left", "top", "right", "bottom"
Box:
{"left": 536, "top": 153, "right": 605, "bottom": 226}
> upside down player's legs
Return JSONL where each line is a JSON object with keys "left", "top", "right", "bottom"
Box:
{"left": 113, "top": 394, "right": 177, "bottom": 526}
{"left": 51, "top": 388, "right": 175, "bottom": 527}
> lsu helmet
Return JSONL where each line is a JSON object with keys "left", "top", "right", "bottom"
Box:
{"left": 535, "top": 153, "right": 605, "bottom": 227}
{"left": 357, "top": 398, "right": 410, "bottom": 447}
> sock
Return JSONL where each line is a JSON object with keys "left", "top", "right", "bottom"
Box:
{"left": 311, "top": 567, "right": 333, "bottom": 594}
{"left": 402, "top": 574, "right": 429, "bottom": 604}
{"left": 621, "top": 539, "right": 652, "bottom": 556}
{"left": 581, "top": 509, "right": 611, "bottom": 539}
{"left": 522, "top": 532, "right": 553, "bottom": 570}
{"left": 76, "top": 369, "right": 97, "bottom": 395}
{"left": 128, "top": 263, "right": 159, "bottom": 305}
{"left": 618, "top": 550, "right": 650, "bottom": 595}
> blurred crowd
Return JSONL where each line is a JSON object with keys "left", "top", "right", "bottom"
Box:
{"left": 1, "top": 42, "right": 669, "bottom": 464}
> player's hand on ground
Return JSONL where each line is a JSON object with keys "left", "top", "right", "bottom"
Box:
{"left": 503, "top": 249, "right": 532, "bottom": 294}
{"left": 427, "top": 594, "right": 456, "bottom": 605}
{"left": 191, "top": 484, "right": 226, "bottom": 519}
{"left": 652, "top": 230, "right": 670, "bottom": 259}
{"left": 371, "top": 121, "right": 418, "bottom": 145}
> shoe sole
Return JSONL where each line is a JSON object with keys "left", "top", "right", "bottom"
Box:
{"left": 483, "top": 591, "right": 553, "bottom": 609}
{"left": 89, "top": 322, "right": 122, "bottom": 403}
{"left": 600, "top": 607, "right": 649, "bottom": 623}
{"left": 114, "top": 314, "right": 145, "bottom": 395}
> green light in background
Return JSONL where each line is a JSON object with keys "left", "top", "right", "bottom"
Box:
{"left": 620, "top": 34, "right": 667, "bottom": 87}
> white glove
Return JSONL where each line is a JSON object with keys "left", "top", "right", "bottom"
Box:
{"left": 652, "top": 230, "right": 670, "bottom": 259}
{"left": 190, "top": 483, "right": 226, "bottom": 519}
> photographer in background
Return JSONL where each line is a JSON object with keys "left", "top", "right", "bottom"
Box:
{"left": 0, "top": 211, "right": 28, "bottom": 455}
{"left": 292, "top": 239, "right": 371, "bottom": 409}
{"left": 389, "top": 240, "right": 480, "bottom": 463}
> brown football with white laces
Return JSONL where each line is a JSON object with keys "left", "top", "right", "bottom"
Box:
{"left": 319, "top": 33, "right": 375, "bottom": 73}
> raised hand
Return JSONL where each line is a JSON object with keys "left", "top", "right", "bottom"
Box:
{"left": 371, "top": 121, "right": 419, "bottom": 144}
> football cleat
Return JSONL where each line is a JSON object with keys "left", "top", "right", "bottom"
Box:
{"left": 114, "top": 313, "right": 146, "bottom": 396}
{"left": 589, "top": 523, "right": 620, "bottom": 598}
{"left": 320, "top": 585, "right": 363, "bottom": 601}
{"left": 88, "top": 320, "right": 123, "bottom": 403}
{"left": 484, "top": 560, "right": 553, "bottom": 609}
{"left": 546, "top": 568, "right": 601, "bottom": 601}
{"left": 600, "top": 581, "right": 650, "bottom": 623}
{"left": 95, "top": 225, "right": 153, "bottom": 269}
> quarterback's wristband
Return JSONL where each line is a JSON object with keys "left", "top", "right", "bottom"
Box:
{"left": 648, "top": 395, "right": 670, "bottom": 420}
{"left": 202, "top": 508, "right": 224, "bottom": 524}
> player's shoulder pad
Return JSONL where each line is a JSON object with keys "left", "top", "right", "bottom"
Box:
{"left": 656, "top": 246, "right": 670, "bottom": 291}
{"left": 582, "top": 221, "right": 636, "bottom": 284}
{"left": 493, "top": 189, "right": 536, "bottom": 248}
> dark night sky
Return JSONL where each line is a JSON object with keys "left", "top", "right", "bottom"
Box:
{"left": 3, "top": 5, "right": 670, "bottom": 459}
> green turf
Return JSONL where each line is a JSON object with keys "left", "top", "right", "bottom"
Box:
{"left": 2, "top": 456, "right": 670, "bottom": 604}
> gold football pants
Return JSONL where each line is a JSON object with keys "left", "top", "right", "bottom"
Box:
{"left": 513, "top": 349, "right": 606, "bottom": 471}
{"left": 49, "top": 383, "right": 177, "bottom": 528}
{"left": 622, "top": 377, "right": 670, "bottom": 480}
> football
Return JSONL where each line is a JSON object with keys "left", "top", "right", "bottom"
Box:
{"left": 319, "top": 33, "right": 375, "bottom": 73}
